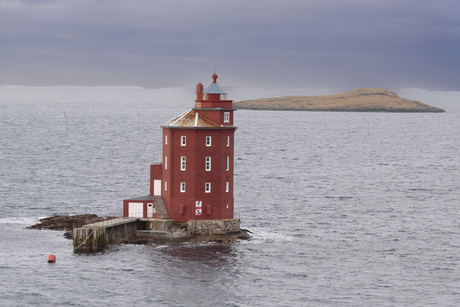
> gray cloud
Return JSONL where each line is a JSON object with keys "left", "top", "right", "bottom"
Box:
{"left": 0, "top": 0, "right": 459, "bottom": 90}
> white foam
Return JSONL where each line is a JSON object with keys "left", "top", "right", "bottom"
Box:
{"left": 250, "top": 229, "right": 294, "bottom": 243}
{"left": 0, "top": 217, "right": 40, "bottom": 225}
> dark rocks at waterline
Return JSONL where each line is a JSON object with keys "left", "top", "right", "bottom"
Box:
{"left": 121, "top": 229, "right": 252, "bottom": 245}
{"left": 26, "top": 214, "right": 98, "bottom": 231}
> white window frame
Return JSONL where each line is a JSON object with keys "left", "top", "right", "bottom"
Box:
{"left": 205, "top": 182, "right": 211, "bottom": 193}
{"left": 165, "top": 156, "right": 167, "bottom": 170}
{"left": 226, "top": 182, "right": 229, "bottom": 192}
{"left": 180, "top": 182, "right": 185, "bottom": 193}
{"left": 181, "top": 136, "right": 186, "bottom": 146}
{"left": 205, "top": 157, "right": 211, "bottom": 171}
{"left": 226, "top": 156, "right": 229, "bottom": 171}
{"left": 165, "top": 135, "right": 168, "bottom": 145}
{"left": 224, "top": 112, "right": 230, "bottom": 123}
{"left": 181, "top": 156, "right": 186, "bottom": 171}
{"left": 206, "top": 136, "right": 211, "bottom": 147}
{"left": 165, "top": 181, "right": 167, "bottom": 191}
{"left": 226, "top": 136, "right": 230, "bottom": 147}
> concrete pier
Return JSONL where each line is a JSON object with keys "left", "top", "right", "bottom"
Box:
{"left": 73, "top": 217, "right": 138, "bottom": 252}
{"left": 73, "top": 218, "right": 241, "bottom": 251}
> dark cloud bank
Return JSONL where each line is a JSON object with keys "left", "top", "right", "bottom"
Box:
{"left": 0, "top": 0, "right": 459, "bottom": 90}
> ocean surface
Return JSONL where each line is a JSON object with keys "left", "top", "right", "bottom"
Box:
{"left": 1, "top": 86, "right": 459, "bottom": 306}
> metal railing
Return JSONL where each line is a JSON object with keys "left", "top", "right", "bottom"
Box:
{"left": 75, "top": 212, "right": 124, "bottom": 228}
{"left": 74, "top": 210, "right": 241, "bottom": 228}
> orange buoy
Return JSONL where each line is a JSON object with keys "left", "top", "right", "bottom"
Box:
{"left": 47, "top": 254, "right": 56, "bottom": 263}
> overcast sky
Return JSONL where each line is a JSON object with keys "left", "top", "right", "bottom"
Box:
{"left": 1, "top": 0, "right": 459, "bottom": 90}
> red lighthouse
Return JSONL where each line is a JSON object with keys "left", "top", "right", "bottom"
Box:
{"left": 123, "top": 74, "right": 236, "bottom": 224}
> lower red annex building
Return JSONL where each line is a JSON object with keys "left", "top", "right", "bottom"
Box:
{"left": 123, "top": 73, "right": 237, "bottom": 223}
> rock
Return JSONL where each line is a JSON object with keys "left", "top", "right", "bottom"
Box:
{"left": 191, "top": 229, "right": 251, "bottom": 243}
{"left": 238, "top": 229, "right": 252, "bottom": 240}
{"left": 123, "top": 239, "right": 151, "bottom": 245}
{"left": 26, "top": 214, "right": 98, "bottom": 232}
{"left": 63, "top": 231, "right": 73, "bottom": 239}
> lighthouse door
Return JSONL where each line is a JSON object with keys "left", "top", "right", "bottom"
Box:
{"left": 147, "top": 203, "right": 154, "bottom": 218}
{"left": 154, "top": 180, "right": 162, "bottom": 196}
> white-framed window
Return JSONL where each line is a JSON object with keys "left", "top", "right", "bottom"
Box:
{"left": 226, "top": 156, "right": 229, "bottom": 171}
{"left": 181, "top": 136, "right": 186, "bottom": 146}
{"left": 226, "top": 182, "right": 229, "bottom": 192}
{"left": 224, "top": 112, "right": 230, "bottom": 123}
{"left": 205, "top": 157, "right": 211, "bottom": 171}
{"left": 165, "top": 156, "right": 167, "bottom": 169}
{"left": 165, "top": 181, "right": 167, "bottom": 191}
{"left": 180, "top": 182, "right": 185, "bottom": 192}
{"left": 205, "top": 182, "right": 211, "bottom": 193}
{"left": 181, "top": 156, "right": 186, "bottom": 171}
{"left": 226, "top": 136, "right": 230, "bottom": 147}
{"left": 206, "top": 136, "right": 211, "bottom": 146}
{"left": 165, "top": 135, "right": 168, "bottom": 145}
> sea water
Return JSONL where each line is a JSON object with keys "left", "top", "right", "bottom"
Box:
{"left": 0, "top": 87, "right": 459, "bottom": 306}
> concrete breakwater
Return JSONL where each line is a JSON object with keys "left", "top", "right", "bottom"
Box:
{"left": 73, "top": 217, "right": 247, "bottom": 252}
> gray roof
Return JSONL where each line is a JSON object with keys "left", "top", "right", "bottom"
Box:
{"left": 203, "top": 82, "right": 227, "bottom": 94}
{"left": 125, "top": 195, "right": 154, "bottom": 201}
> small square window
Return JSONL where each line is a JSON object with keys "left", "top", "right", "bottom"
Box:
{"left": 205, "top": 157, "right": 211, "bottom": 171}
{"left": 181, "top": 156, "right": 186, "bottom": 171}
{"left": 224, "top": 112, "right": 230, "bottom": 123}
{"left": 180, "top": 182, "right": 185, "bottom": 192}
{"left": 206, "top": 136, "right": 211, "bottom": 146}
{"left": 205, "top": 182, "right": 211, "bottom": 193}
{"left": 181, "top": 136, "right": 186, "bottom": 146}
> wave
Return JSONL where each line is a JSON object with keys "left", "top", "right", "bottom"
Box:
{"left": 250, "top": 228, "right": 294, "bottom": 243}
{"left": 0, "top": 217, "right": 41, "bottom": 225}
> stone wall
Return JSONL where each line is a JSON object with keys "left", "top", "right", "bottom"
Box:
{"left": 145, "top": 219, "right": 174, "bottom": 231}
{"left": 187, "top": 219, "right": 240, "bottom": 236}
{"left": 74, "top": 221, "right": 139, "bottom": 251}
{"left": 104, "top": 222, "right": 138, "bottom": 245}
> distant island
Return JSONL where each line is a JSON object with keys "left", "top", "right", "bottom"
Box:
{"left": 233, "top": 87, "right": 445, "bottom": 113}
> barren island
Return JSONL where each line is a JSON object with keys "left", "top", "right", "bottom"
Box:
{"left": 233, "top": 87, "right": 445, "bottom": 113}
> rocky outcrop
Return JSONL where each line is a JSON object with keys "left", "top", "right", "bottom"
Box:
{"left": 233, "top": 87, "right": 445, "bottom": 113}
{"left": 26, "top": 214, "right": 98, "bottom": 231}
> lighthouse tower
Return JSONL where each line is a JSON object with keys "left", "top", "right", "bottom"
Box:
{"left": 123, "top": 73, "right": 236, "bottom": 224}
{"left": 160, "top": 73, "right": 236, "bottom": 222}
